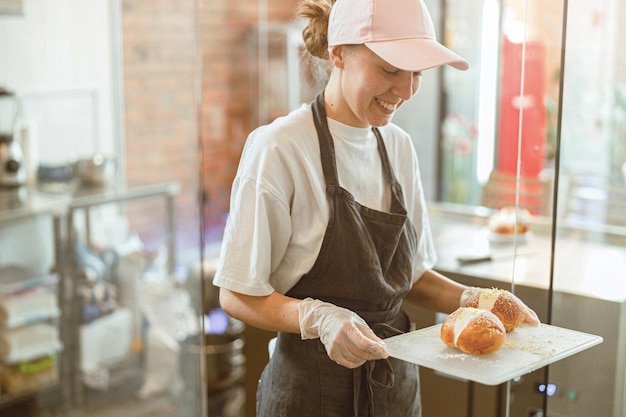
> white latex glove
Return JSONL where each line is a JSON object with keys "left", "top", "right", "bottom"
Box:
{"left": 298, "top": 297, "right": 389, "bottom": 369}
{"left": 460, "top": 287, "right": 540, "bottom": 326}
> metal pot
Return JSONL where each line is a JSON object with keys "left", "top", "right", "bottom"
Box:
{"left": 73, "top": 154, "right": 117, "bottom": 186}
{"left": 179, "top": 329, "right": 246, "bottom": 393}
{"left": 186, "top": 258, "right": 221, "bottom": 312}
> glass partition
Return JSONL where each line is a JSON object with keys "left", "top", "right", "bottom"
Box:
{"left": 429, "top": 1, "right": 625, "bottom": 417}
{"left": 550, "top": 2, "right": 626, "bottom": 417}
{"left": 0, "top": 1, "right": 206, "bottom": 416}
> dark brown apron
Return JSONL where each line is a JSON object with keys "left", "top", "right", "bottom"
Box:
{"left": 256, "top": 93, "right": 421, "bottom": 417}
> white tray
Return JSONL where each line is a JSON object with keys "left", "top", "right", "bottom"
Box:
{"left": 384, "top": 323, "right": 602, "bottom": 386}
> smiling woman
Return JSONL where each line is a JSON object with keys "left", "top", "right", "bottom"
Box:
{"left": 208, "top": 0, "right": 533, "bottom": 415}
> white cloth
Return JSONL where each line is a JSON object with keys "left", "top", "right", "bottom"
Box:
{"left": 0, "top": 323, "right": 61, "bottom": 363}
{"left": 213, "top": 102, "right": 437, "bottom": 296}
{"left": 0, "top": 287, "right": 60, "bottom": 328}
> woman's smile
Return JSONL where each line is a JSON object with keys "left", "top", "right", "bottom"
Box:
{"left": 375, "top": 97, "right": 399, "bottom": 113}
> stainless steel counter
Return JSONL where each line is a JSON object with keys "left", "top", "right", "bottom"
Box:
{"left": 1, "top": 182, "right": 181, "bottom": 222}
{"left": 0, "top": 187, "right": 68, "bottom": 223}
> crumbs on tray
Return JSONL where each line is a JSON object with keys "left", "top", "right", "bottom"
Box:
{"left": 435, "top": 353, "right": 484, "bottom": 361}
{"left": 505, "top": 336, "right": 557, "bottom": 356}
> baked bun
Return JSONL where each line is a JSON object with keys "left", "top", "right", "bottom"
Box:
{"left": 440, "top": 307, "right": 506, "bottom": 355}
{"left": 489, "top": 206, "right": 530, "bottom": 235}
{"left": 464, "top": 288, "right": 526, "bottom": 332}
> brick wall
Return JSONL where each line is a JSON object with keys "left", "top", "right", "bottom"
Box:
{"left": 197, "top": 0, "right": 299, "bottom": 238}
{"left": 121, "top": 0, "right": 298, "bottom": 252}
{"left": 121, "top": 0, "right": 199, "bottom": 251}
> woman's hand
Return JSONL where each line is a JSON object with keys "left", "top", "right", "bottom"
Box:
{"left": 299, "top": 298, "right": 389, "bottom": 368}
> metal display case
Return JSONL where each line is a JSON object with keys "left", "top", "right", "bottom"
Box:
{"left": 0, "top": 181, "right": 180, "bottom": 414}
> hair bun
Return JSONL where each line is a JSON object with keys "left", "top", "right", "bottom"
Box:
{"left": 296, "top": 0, "right": 335, "bottom": 60}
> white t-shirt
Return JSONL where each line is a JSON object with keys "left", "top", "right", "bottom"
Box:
{"left": 213, "top": 103, "right": 437, "bottom": 296}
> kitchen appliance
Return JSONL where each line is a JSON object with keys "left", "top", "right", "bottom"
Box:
{"left": 0, "top": 88, "right": 26, "bottom": 188}
{"left": 72, "top": 154, "right": 117, "bottom": 187}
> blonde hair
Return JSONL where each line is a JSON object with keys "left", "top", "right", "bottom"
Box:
{"left": 296, "top": 0, "right": 335, "bottom": 60}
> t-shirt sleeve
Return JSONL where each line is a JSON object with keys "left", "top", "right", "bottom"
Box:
{"left": 212, "top": 125, "right": 296, "bottom": 296}
{"left": 213, "top": 175, "right": 292, "bottom": 296}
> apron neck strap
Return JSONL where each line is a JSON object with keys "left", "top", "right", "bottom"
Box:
{"left": 311, "top": 92, "right": 340, "bottom": 186}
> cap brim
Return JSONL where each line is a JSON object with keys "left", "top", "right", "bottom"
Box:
{"left": 365, "top": 38, "right": 469, "bottom": 72}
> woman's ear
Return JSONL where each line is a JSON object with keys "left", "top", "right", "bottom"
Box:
{"left": 328, "top": 45, "right": 345, "bottom": 69}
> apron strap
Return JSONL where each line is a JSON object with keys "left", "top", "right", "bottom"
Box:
{"left": 353, "top": 323, "right": 405, "bottom": 417}
{"left": 311, "top": 92, "right": 340, "bottom": 187}
{"left": 372, "top": 127, "right": 398, "bottom": 189}
{"left": 372, "top": 126, "right": 408, "bottom": 214}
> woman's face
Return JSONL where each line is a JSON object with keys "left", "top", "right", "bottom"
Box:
{"left": 325, "top": 45, "right": 423, "bottom": 128}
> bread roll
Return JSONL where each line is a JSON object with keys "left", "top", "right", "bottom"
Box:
{"left": 464, "top": 288, "right": 526, "bottom": 332}
{"left": 440, "top": 307, "right": 506, "bottom": 355}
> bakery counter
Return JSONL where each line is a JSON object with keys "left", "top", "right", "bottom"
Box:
{"left": 428, "top": 203, "right": 626, "bottom": 303}
{"left": 419, "top": 203, "right": 626, "bottom": 417}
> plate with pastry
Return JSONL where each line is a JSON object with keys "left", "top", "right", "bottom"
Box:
{"left": 487, "top": 206, "right": 532, "bottom": 244}
{"left": 384, "top": 312, "right": 602, "bottom": 386}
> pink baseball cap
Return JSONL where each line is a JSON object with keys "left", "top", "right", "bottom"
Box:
{"left": 327, "top": 0, "right": 469, "bottom": 72}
